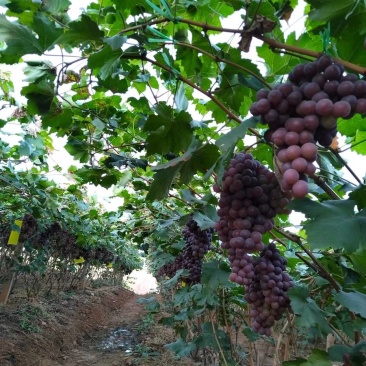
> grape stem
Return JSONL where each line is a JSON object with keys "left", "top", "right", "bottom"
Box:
{"left": 256, "top": 35, "right": 366, "bottom": 76}
{"left": 273, "top": 226, "right": 341, "bottom": 291}
{"left": 210, "top": 311, "right": 228, "bottom": 366}
{"left": 312, "top": 174, "right": 341, "bottom": 200}
{"left": 295, "top": 252, "right": 321, "bottom": 274}
{"left": 328, "top": 147, "right": 363, "bottom": 185}
{"left": 120, "top": 17, "right": 366, "bottom": 76}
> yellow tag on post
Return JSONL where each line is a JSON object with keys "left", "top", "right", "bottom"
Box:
{"left": 107, "top": 263, "right": 113, "bottom": 268}
{"left": 8, "top": 220, "right": 23, "bottom": 245}
{"left": 73, "top": 257, "right": 85, "bottom": 264}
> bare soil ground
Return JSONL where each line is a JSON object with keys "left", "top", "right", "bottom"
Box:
{"left": 0, "top": 286, "right": 197, "bottom": 366}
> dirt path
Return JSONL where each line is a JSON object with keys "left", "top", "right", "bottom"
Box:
{"left": 0, "top": 285, "right": 199, "bottom": 366}
{"left": 0, "top": 287, "right": 148, "bottom": 366}
{"left": 59, "top": 290, "right": 147, "bottom": 366}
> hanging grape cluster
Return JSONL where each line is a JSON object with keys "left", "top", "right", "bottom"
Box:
{"left": 214, "top": 152, "right": 293, "bottom": 334}
{"left": 214, "top": 152, "right": 291, "bottom": 285}
{"left": 157, "top": 217, "right": 213, "bottom": 285}
{"left": 250, "top": 54, "right": 366, "bottom": 198}
{"left": 245, "top": 242, "right": 294, "bottom": 336}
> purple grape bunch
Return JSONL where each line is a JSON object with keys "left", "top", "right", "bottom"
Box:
{"left": 214, "top": 152, "right": 291, "bottom": 285}
{"left": 157, "top": 217, "right": 213, "bottom": 285}
{"left": 245, "top": 242, "right": 294, "bottom": 336}
{"left": 250, "top": 54, "right": 366, "bottom": 198}
{"left": 214, "top": 152, "right": 294, "bottom": 334}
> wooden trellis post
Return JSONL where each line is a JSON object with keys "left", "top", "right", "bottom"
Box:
{"left": 0, "top": 220, "right": 23, "bottom": 304}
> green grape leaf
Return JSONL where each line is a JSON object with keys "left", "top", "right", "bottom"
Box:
{"left": 72, "top": 167, "right": 120, "bottom": 188}
{"left": 0, "top": 15, "right": 42, "bottom": 63}
{"left": 216, "top": 117, "right": 258, "bottom": 153}
{"left": 144, "top": 103, "right": 193, "bottom": 155}
{"left": 283, "top": 349, "right": 331, "bottom": 365}
{"left": 201, "top": 260, "right": 233, "bottom": 289}
{"left": 351, "top": 130, "right": 366, "bottom": 155}
{"left": 146, "top": 163, "right": 183, "bottom": 201}
{"left": 334, "top": 291, "right": 366, "bottom": 318}
{"left": 104, "top": 34, "right": 127, "bottom": 50}
{"left": 165, "top": 338, "right": 196, "bottom": 357}
{"left": 307, "top": 0, "right": 354, "bottom": 22}
{"left": 289, "top": 286, "right": 332, "bottom": 334}
{"left": 192, "top": 211, "right": 216, "bottom": 231}
{"left": 179, "top": 143, "right": 220, "bottom": 184}
{"left": 349, "top": 185, "right": 366, "bottom": 210}
{"left": 33, "top": 13, "right": 63, "bottom": 51}
{"left": 65, "top": 137, "right": 90, "bottom": 163}
{"left": 41, "top": 0, "right": 71, "bottom": 13}
{"left": 289, "top": 198, "right": 366, "bottom": 252}
{"left": 57, "top": 14, "right": 104, "bottom": 46}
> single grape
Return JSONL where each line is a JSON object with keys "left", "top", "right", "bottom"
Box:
{"left": 299, "top": 130, "right": 315, "bottom": 145}
{"left": 315, "top": 99, "right": 334, "bottom": 116}
{"left": 286, "top": 145, "right": 301, "bottom": 160}
{"left": 324, "top": 64, "right": 342, "bottom": 81}
{"left": 323, "top": 80, "right": 339, "bottom": 96}
{"left": 292, "top": 180, "right": 309, "bottom": 198}
{"left": 304, "top": 82, "right": 321, "bottom": 99}
{"left": 256, "top": 89, "right": 270, "bottom": 100}
{"left": 264, "top": 109, "right": 279, "bottom": 123}
{"left": 303, "top": 62, "right": 317, "bottom": 79}
{"left": 301, "top": 142, "right": 318, "bottom": 161}
{"left": 291, "top": 157, "right": 308, "bottom": 172}
{"left": 268, "top": 90, "right": 283, "bottom": 106}
{"left": 311, "top": 91, "right": 329, "bottom": 102}
{"left": 337, "top": 81, "right": 355, "bottom": 97}
{"left": 272, "top": 128, "right": 287, "bottom": 146}
{"left": 296, "top": 100, "right": 316, "bottom": 116}
{"left": 332, "top": 101, "right": 351, "bottom": 118}
{"left": 277, "top": 148, "right": 289, "bottom": 163}
{"left": 320, "top": 115, "right": 337, "bottom": 129}
{"left": 305, "top": 162, "right": 316, "bottom": 177}
{"left": 285, "top": 117, "right": 305, "bottom": 133}
{"left": 287, "top": 91, "right": 303, "bottom": 106}
{"left": 303, "top": 115, "right": 320, "bottom": 130}
{"left": 354, "top": 80, "right": 366, "bottom": 97}
{"left": 283, "top": 169, "right": 299, "bottom": 186}
{"left": 316, "top": 54, "right": 333, "bottom": 71}
{"left": 356, "top": 99, "right": 366, "bottom": 114}
{"left": 278, "top": 83, "right": 293, "bottom": 97}
{"left": 256, "top": 98, "right": 271, "bottom": 114}
{"left": 285, "top": 131, "right": 300, "bottom": 145}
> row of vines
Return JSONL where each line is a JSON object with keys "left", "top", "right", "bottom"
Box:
{"left": 1, "top": 0, "right": 366, "bottom": 365}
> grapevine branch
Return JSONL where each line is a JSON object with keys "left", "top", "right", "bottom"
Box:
{"left": 174, "top": 41, "right": 271, "bottom": 90}
{"left": 120, "top": 17, "right": 366, "bottom": 76}
{"left": 273, "top": 226, "right": 341, "bottom": 292}
{"left": 312, "top": 175, "right": 341, "bottom": 200}
{"left": 328, "top": 147, "right": 363, "bottom": 185}
{"left": 141, "top": 56, "right": 262, "bottom": 138}
{"left": 257, "top": 35, "right": 366, "bottom": 76}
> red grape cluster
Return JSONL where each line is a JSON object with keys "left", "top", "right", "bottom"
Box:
{"left": 157, "top": 218, "right": 213, "bottom": 285}
{"left": 214, "top": 153, "right": 294, "bottom": 334}
{"left": 213, "top": 152, "right": 291, "bottom": 287}
{"left": 250, "top": 54, "right": 366, "bottom": 198}
{"left": 245, "top": 242, "right": 294, "bottom": 336}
